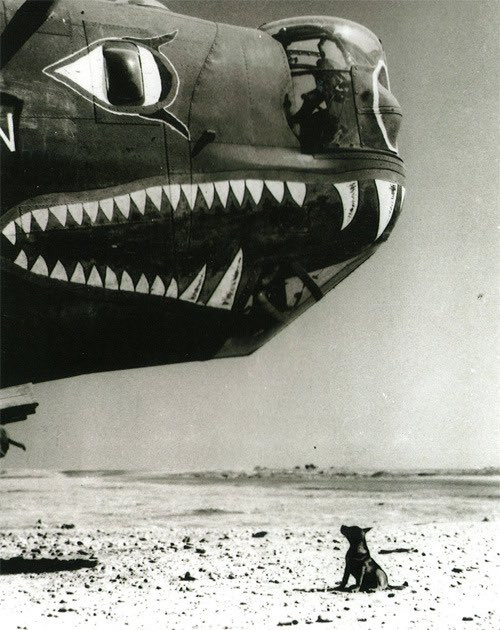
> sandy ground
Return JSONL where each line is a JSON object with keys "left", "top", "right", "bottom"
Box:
{"left": 1, "top": 520, "right": 498, "bottom": 629}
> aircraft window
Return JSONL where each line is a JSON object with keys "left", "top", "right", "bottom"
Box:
{"left": 103, "top": 41, "right": 144, "bottom": 105}
{"left": 102, "top": 40, "right": 167, "bottom": 107}
{"left": 277, "top": 34, "right": 355, "bottom": 152}
{"left": 261, "top": 16, "right": 389, "bottom": 153}
{"left": 283, "top": 37, "right": 350, "bottom": 122}
{"left": 261, "top": 16, "right": 385, "bottom": 69}
{"left": 286, "top": 38, "right": 349, "bottom": 73}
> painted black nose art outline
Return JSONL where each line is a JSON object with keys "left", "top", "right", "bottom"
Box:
{"left": 43, "top": 31, "right": 190, "bottom": 139}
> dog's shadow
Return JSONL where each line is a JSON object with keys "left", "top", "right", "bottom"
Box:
{"left": 293, "top": 583, "right": 407, "bottom": 594}
{"left": 292, "top": 585, "right": 344, "bottom": 594}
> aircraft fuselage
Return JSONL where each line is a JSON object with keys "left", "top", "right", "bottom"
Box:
{"left": 0, "top": 1, "right": 405, "bottom": 385}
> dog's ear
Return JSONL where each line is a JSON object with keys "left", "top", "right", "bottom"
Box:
{"left": 362, "top": 527, "right": 372, "bottom": 533}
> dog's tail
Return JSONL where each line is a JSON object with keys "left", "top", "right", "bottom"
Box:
{"left": 387, "top": 581, "right": 408, "bottom": 590}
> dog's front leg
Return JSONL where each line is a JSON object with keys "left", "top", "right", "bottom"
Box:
{"left": 352, "top": 565, "right": 366, "bottom": 592}
{"left": 339, "top": 564, "right": 350, "bottom": 589}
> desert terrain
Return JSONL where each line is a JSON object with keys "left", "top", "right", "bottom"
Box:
{"left": 1, "top": 470, "right": 498, "bottom": 629}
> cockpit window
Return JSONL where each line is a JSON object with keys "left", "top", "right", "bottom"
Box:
{"left": 262, "top": 16, "right": 386, "bottom": 69}
{"left": 286, "top": 38, "right": 351, "bottom": 119}
{"left": 260, "top": 16, "right": 399, "bottom": 154}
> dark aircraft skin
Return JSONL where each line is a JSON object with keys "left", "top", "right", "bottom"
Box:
{"left": 0, "top": 0, "right": 405, "bottom": 388}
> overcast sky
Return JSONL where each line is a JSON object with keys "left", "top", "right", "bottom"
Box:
{"left": 5, "top": 0, "right": 498, "bottom": 471}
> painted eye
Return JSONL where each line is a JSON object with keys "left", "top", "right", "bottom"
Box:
{"left": 44, "top": 33, "right": 190, "bottom": 139}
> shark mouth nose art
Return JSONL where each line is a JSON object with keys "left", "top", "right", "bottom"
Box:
{"left": 1, "top": 179, "right": 308, "bottom": 310}
{"left": 1, "top": 177, "right": 403, "bottom": 310}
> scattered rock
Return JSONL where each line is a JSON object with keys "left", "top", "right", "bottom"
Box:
{"left": 179, "top": 572, "right": 196, "bottom": 581}
{"left": 252, "top": 531, "right": 268, "bottom": 538}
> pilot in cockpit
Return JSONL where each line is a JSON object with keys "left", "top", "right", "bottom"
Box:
{"left": 289, "top": 37, "right": 349, "bottom": 152}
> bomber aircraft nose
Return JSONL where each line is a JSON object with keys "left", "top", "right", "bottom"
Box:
{"left": 1, "top": 3, "right": 404, "bottom": 384}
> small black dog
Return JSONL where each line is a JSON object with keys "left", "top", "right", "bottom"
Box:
{"left": 339, "top": 525, "right": 388, "bottom": 592}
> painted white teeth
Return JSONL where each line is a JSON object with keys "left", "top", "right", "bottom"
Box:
{"left": 375, "top": 180, "right": 398, "bottom": 238}
{"left": 287, "top": 182, "right": 306, "bottom": 207}
{"left": 100, "top": 198, "right": 114, "bottom": 221}
{"left": 136, "top": 274, "right": 149, "bottom": 293}
{"left": 31, "top": 255, "right": 49, "bottom": 276}
{"left": 265, "top": 180, "right": 285, "bottom": 203}
{"left": 70, "top": 262, "right": 85, "bottom": 284}
{"left": 207, "top": 249, "right": 243, "bottom": 310}
{"left": 166, "top": 278, "right": 178, "bottom": 298}
{"left": 14, "top": 250, "right": 28, "bottom": 269}
{"left": 246, "top": 179, "right": 263, "bottom": 205}
{"left": 32, "top": 209, "right": 49, "bottom": 231}
{"left": 21, "top": 213, "right": 31, "bottom": 234}
{"left": 198, "top": 182, "right": 214, "bottom": 209}
{"left": 105, "top": 266, "right": 119, "bottom": 290}
{"left": 50, "top": 260, "right": 68, "bottom": 281}
{"left": 131, "top": 190, "right": 146, "bottom": 215}
{"left": 68, "top": 203, "right": 84, "bottom": 226}
{"left": 180, "top": 265, "right": 206, "bottom": 303}
{"left": 50, "top": 204, "right": 67, "bottom": 227}
{"left": 120, "top": 270, "right": 134, "bottom": 291}
{"left": 230, "top": 180, "right": 245, "bottom": 205}
{"left": 163, "top": 184, "right": 180, "bottom": 211}
{"left": 11, "top": 179, "right": 307, "bottom": 247}
{"left": 19, "top": 255, "right": 247, "bottom": 309}
{"left": 84, "top": 201, "right": 99, "bottom": 223}
{"left": 181, "top": 183, "right": 198, "bottom": 210}
{"left": 151, "top": 275, "right": 165, "bottom": 296}
{"left": 335, "top": 181, "right": 359, "bottom": 230}
{"left": 2, "top": 221, "right": 17, "bottom": 244}
{"left": 114, "top": 193, "right": 131, "bottom": 219}
{"left": 87, "top": 265, "right": 103, "bottom": 288}
{"left": 146, "top": 186, "right": 162, "bottom": 211}
{"left": 15, "top": 212, "right": 31, "bottom": 234}
{"left": 10, "top": 178, "right": 313, "bottom": 297}
{"left": 214, "top": 181, "right": 229, "bottom": 208}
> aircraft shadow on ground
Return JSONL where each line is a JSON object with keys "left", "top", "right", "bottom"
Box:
{"left": 0, "top": 556, "right": 98, "bottom": 574}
